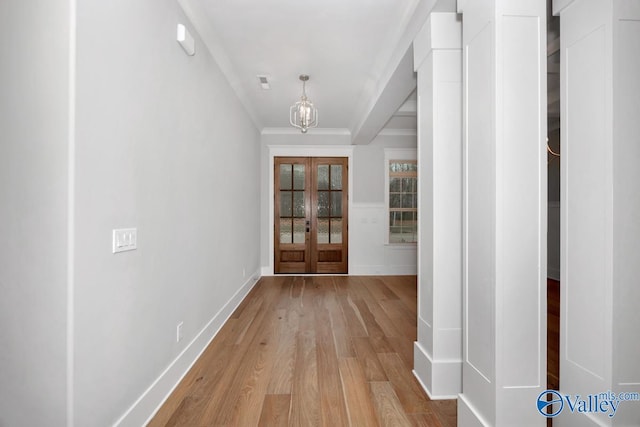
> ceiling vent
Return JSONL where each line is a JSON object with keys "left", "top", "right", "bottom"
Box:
{"left": 257, "top": 75, "right": 270, "bottom": 90}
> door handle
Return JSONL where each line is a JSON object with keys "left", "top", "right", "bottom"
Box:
{"left": 306, "top": 220, "right": 310, "bottom": 232}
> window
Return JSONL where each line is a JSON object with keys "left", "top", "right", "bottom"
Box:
{"left": 388, "top": 159, "right": 417, "bottom": 244}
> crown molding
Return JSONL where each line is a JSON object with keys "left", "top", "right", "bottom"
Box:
{"left": 261, "top": 127, "right": 351, "bottom": 136}
{"left": 177, "top": 0, "right": 263, "bottom": 130}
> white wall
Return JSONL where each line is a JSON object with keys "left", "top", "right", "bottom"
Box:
{"left": 72, "top": 0, "right": 261, "bottom": 425}
{"left": 259, "top": 132, "right": 417, "bottom": 275}
{"left": 0, "top": 1, "right": 71, "bottom": 425}
{"left": 351, "top": 135, "right": 418, "bottom": 275}
{"left": 353, "top": 134, "right": 417, "bottom": 203}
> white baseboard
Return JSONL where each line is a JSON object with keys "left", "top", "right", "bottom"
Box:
{"left": 113, "top": 270, "right": 261, "bottom": 427}
{"left": 260, "top": 265, "right": 416, "bottom": 276}
{"left": 351, "top": 265, "right": 417, "bottom": 275}
{"left": 458, "top": 393, "right": 490, "bottom": 427}
{"left": 413, "top": 342, "right": 461, "bottom": 399}
{"left": 261, "top": 265, "right": 272, "bottom": 276}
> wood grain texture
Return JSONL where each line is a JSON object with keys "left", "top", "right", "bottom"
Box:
{"left": 370, "top": 381, "right": 413, "bottom": 426}
{"left": 148, "top": 275, "right": 457, "bottom": 426}
{"left": 257, "top": 394, "right": 290, "bottom": 427}
{"left": 338, "top": 357, "right": 380, "bottom": 426}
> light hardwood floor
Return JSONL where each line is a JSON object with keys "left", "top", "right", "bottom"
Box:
{"left": 148, "top": 275, "right": 457, "bottom": 427}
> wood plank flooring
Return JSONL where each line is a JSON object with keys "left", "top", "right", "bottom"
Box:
{"left": 148, "top": 276, "right": 456, "bottom": 427}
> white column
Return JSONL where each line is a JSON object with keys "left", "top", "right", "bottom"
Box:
{"left": 457, "top": 0, "right": 548, "bottom": 425}
{"left": 413, "top": 12, "right": 463, "bottom": 400}
{"left": 554, "top": 1, "right": 640, "bottom": 426}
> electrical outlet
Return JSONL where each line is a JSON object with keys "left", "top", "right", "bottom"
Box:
{"left": 176, "top": 321, "right": 184, "bottom": 343}
{"left": 242, "top": 268, "right": 246, "bottom": 278}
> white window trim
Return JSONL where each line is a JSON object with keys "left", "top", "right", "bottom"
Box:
{"left": 384, "top": 148, "right": 417, "bottom": 245}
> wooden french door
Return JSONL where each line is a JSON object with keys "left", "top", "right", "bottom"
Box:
{"left": 274, "top": 157, "right": 348, "bottom": 274}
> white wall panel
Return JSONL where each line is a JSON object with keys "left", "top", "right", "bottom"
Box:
{"left": 413, "top": 13, "right": 463, "bottom": 400}
{"left": 614, "top": 17, "right": 640, "bottom": 389}
{"left": 350, "top": 203, "right": 418, "bottom": 275}
{"left": 460, "top": 1, "right": 546, "bottom": 425}
{"left": 613, "top": 12, "right": 640, "bottom": 426}
{"left": 418, "top": 54, "right": 435, "bottom": 340}
{"left": 465, "top": 23, "right": 495, "bottom": 385}
{"left": 433, "top": 77, "right": 462, "bottom": 339}
{"left": 557, "top": 1, "right": 640, "bottom": 425}
{"left": 500, "top": 14, "right": 544, "bottom": 388}
{"left": 565, "top": 26, "right": 608, "bottom": 381}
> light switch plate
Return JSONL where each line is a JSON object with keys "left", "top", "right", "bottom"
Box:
{"left": 177, "top": 321, "right": 184, "bottom": 342}
{"left": 113, "top": 228, "right": 137, "bottom": 253}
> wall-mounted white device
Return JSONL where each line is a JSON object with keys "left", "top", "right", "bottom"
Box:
{"left": 177, "top": 24, "right": 195, "bottom": 56}
{"left": 112, "top": 228, "right": 137, "bottom": 253}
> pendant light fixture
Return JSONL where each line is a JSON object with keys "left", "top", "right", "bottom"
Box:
{"left": 289, "top": 74, "right": 318, "bottom": 133}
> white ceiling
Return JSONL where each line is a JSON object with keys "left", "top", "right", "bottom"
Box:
{"left": 178, "top": 0, "right": 446, "bottom": 139}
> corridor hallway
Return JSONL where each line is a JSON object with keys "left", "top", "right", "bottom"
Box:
{"left": 149, "top": 276, "right": 456, "bottom": 426}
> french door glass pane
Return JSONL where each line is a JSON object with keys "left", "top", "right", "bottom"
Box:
{"left": 331, "top": 219, "right": 342, "bottom": 243}
{"left": 331, "top": 191, "right": 342, "bottom": 216}
{"left": 280, "top": 219, "right": 292, "bottom": 243}
{"left": 293, "top": 164, "right": 305, "bottom": 190}
{"left": 279, "top": 163, "right": 306, "bottom": 246}
{"left": 317, "top": 191, "right": 330, "bottom": 217}
{"left": 280, "top": 164, "right": 292, "bottom": 190}
{"left": 330, "top": 165, "right": 342, "bottom": 190}
{"left": 280, "top": 191, "right": 292, "bottom": 216}
{"left": 293, "top": 219, "right": 305, "bottom": 243}
{"left": 293, "top": 191, "right": 305, "bottom": 217}
{"left": 317, "top": 219, "right": 329, "bottom": 243}
{"left": 317, "top": 165, "right": 329, "bottom": 190}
